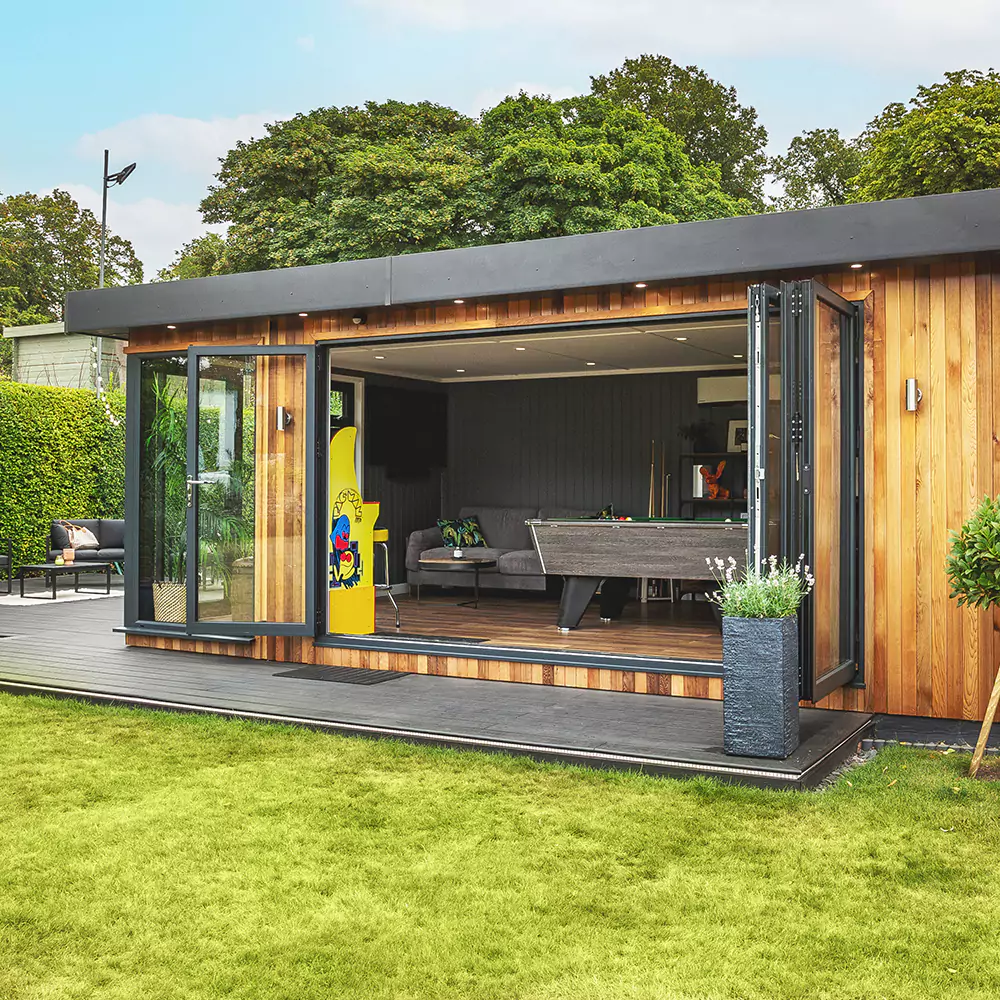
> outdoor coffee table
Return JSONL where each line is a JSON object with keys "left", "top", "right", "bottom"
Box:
{"left": 417, "top": 556, "right": 497, "bottom": 609}
{"left": 18, "top": 561, "right": 113, "bottom": 600}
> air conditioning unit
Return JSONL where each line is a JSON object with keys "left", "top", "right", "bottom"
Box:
{"left": 697, "top": 375, "right": 780, "bottom": 404}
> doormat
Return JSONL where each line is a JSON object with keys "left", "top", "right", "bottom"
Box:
{"left": 375, "top": 632, "right": 487, "bottom": 644}
{"left": 274, "top": 665, "right": 411, "bottom": 685}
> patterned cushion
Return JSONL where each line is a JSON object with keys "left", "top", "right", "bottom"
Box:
{"left": 436, "top": 516, "right": 486, "bottom": 548}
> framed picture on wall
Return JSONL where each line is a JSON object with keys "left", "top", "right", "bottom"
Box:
{"left": 727, "top": 419, "right": 749, "bottom": 452}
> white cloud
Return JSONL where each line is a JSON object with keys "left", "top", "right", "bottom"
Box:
{"left": 53, "top": 183, "right": 225, "bottom": 282}
{"left": 76, "top": 112, "right": 279, "bottom": 178}
{"left": 297, "top": 35, "right": 316, "bottom": 51}
{"left": 469, "top": 82, "right": 579, "bottom": 114}
{"left": 353, "top": 0, "right": 1000, "bottom": 69}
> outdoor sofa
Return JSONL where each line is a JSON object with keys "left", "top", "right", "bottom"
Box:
{"left": 0, "top": 538, "right": 11, "bottom": 594}
{"left": 406, "top": 505, "right": 587, "bottom": 593}
{"left": 48, "top": 519, "right": 125, "bottom": 564}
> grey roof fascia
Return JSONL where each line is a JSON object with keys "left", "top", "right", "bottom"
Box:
{"left": 64, "top": 188, "right": 1000, "bottom": 335}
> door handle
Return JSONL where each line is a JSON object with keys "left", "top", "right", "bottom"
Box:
{"left": 186, "top": 479, "right": 207, "bottom": 507}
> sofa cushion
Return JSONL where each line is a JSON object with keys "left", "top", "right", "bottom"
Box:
{"left": 437, "top": 516, "right": 486, "bottom": 548}
{"left": 99, "top": 519, "right": 125, "bottom": 548}
{"left": 498, "top": 549, "right": 543, "bottom": 576}
{"left": 98, "top": 548, "right": 125, "bottom": 561}
{"left": 71, "top": 549, "right": 106, "bottom": 561}
{"left": 459, "top": 506, "right": 536, "bottom": 551}
{"left": 417, "top": 546, "right": 508, "bottom": 564}
{"left": 52, "top": 519, "right": 101, "bottom": 550}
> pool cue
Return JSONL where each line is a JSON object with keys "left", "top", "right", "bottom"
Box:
{"left": 648, "top": 439, "right": 656, "bottom": 517}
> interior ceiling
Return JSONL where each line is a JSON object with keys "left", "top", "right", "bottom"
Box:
{"left": 328, "top": 318, "right": 749, "bottom": 382}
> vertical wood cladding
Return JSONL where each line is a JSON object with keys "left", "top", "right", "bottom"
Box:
{"left": 125, "top": 257, "right": 1000, "bottom": 720}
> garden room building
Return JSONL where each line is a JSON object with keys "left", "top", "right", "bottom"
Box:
{"left": 65, "top": 187, "right": 1000, "bottom": 723}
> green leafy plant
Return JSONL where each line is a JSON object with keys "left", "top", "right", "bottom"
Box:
{"left": 946, "top": 496, "right": 1000, "bottom": 777}
{"left": 707, "top": 554, "right": 814, "bottom": 619}
{"left": 946, "top": 495, "right": 1000, "bottom": 609}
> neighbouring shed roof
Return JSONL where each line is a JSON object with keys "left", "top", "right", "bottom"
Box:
{"left": 64, "top": 187, "right": 1000, "bottom": 336}
{"left": 2, "top": 321, "right": 68, "bottom": 339}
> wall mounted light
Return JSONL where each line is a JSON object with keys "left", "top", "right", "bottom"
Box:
{"left": 166, "top": 324, "right": 176, "bottom": 330}
{"left": 453, "top": 299, "right": 465, "bottom": 305}
{"left": 905, "top": 378, "right": 923, "bottom": 411}
{"left": 850, "top": 263, "right": 864, "bottom": 270}
{"left": 276, "top": 406, "right": 293, "bottom": 430}
{"left": 298, "top": 312, "right": 309, "bottom": 317}
{"left": 352, "top": 312, "right": 367, "bottom": 325}
{"left": 635, "top": 282, "right": 648, "bottom": 289}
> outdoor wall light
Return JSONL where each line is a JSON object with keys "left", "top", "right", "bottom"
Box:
{"left": 374, "top": 355, "right": 385, "bottom": 360}
{"left": 456, "top": 368, "right": 466, "bottom": 373}
{"left": 635, "top": 282, "right": 648, "bottom": 288}
{"left": 276, "top": 406, "right": 293, "bottom": 431}
{"left": 352, "top": 312, "right": 367, "bottom": 325}
{"left": 454, "top": 298, "right": 465, "bottom": 304}
{"left": 298, "top": 312, "right": 308, "bottom": 317}
{"left": 675, "top": 336, "right": 688, "bottom": 342}
{"left": 586, "top": 361, "right": 597, "bottom": 366}
{"left": 905, "top": 378, "right": 923, "bottom": 411}
{"left": 515, "top": 346, "right": 526, "bottom": 351}
{"left": 166, "top": 324, "right": 176, "bottom": 330}
{"left": 850, "top": 263, "right": 864, "bottom": 269}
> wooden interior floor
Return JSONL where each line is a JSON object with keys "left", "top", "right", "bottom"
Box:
{"left": 375, "top": 590, "right": 723, "bottom": 662}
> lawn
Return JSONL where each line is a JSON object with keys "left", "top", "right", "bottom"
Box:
{"left": 2, "top": 695, "right": 1000, "bottom": 999}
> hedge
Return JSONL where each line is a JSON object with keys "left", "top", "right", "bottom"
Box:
{"left": 0, "top": 382, "right": 126, "bottom": 567}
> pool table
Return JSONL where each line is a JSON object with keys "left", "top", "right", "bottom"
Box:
{"left": 525, "top": 518, "right": 748, "bottom": 631}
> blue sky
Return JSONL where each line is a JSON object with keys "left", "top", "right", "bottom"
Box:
{"left": 4, "top": 0, "right": 997, "bottom": 277}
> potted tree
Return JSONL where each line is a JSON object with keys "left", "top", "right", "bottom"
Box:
{"left": 946, "top": 496, "right": 1000, "bottom": 777}
{"left": 708, "top": 555, "right": 814, "bottom": 758}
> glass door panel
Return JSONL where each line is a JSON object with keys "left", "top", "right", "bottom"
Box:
{"left": 186, "top": 347, "right": 315, "bottom": 636}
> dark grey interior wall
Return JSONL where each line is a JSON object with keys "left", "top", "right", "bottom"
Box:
{"left": 445, "top": 371, "right": 747, "bottom": 518}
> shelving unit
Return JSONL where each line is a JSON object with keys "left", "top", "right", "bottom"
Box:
{"left": 678, "top": 451, "right": 748, "bottom": 519}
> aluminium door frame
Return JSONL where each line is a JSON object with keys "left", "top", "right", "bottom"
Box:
{"left": 185, "top": 343, "right": 318, "bottom": 638}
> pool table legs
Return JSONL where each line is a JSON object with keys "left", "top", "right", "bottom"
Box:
{"left": 557, "top": 576, "right": 632, "bottom": 630}
{"left": 557, "top": 577, "right": 601, "bottom": 631}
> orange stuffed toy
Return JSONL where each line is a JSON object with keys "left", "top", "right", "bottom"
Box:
{"left": 699, "top": 460, "right": 730, "bottom": 500}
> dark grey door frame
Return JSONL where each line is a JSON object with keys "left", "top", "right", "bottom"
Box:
{"left": 185, "top": 344, "right": 318, "bottom": 638}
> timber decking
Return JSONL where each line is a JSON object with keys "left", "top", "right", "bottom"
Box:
{"left": 375, "top": 592, "right": 724, "bottom": 661}
{"left": 0, "top": 597, "right": 870, "bottom": 788}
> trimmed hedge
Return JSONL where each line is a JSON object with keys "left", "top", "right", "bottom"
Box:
{"left": 0, "top": 383, "right": 126, "bottom": 567}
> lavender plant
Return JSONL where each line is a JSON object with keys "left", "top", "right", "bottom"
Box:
{"left": 707, "top": 554, "right": 815, "bottom": 619}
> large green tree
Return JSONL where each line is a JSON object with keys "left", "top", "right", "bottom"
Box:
{"left": 156, "top": 233, "right": 226, "bottom": 282}
{"left": 853, "top": 69, "right": 1000, "bottom": 201}
{"left": 199, "top": 100, "right": 482, "bottom": 272}
{"left": 0, "top": 189, "right": 142, "bottom": 325}
{"left": 590, "top": 54, "right": 768, "bottom": 208}
{"left": 482, "top": 94, "right": 748, "bottom": 242}
{"left": 768, "top": 128, "right": 863, "bottom": 211}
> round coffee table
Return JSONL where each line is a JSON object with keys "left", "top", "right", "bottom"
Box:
{"left": 417, "top": 555, "right": 497, "bottom": 609}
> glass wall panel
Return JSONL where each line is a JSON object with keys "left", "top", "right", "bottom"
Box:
{"left": 137, "top": 356, "right": 189, "bottom": 622}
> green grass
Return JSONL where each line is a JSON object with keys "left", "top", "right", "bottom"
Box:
{"left": 2, "top": 695, "right": 1000, "bottom": 999}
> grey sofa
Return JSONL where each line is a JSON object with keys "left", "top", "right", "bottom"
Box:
{"left": 48, "top": 519, "right": 125, "bottom": 563}
{"left": 406, "top": 505, "right": 588, "bottom": 593}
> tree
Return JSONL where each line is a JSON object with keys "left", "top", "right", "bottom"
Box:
{"left": 768, "top": 128, "right": 863, "bottom": 211}
{"left": 482, "top": 94, "right": 748, "bottom": 243}
{"left": 854, "top": 69, "right": 1000, "bottom": 202}
{"left": 156, "top": 233, "right": 226, "bottom": 281}
{"left": 200, "top": 100, "right": 482, "bottom": 272}
{"left": 0, "top": 189, "right": 142, "bottom": 322}
{"left": 590, "top": 54, "right": 768, "bottom": 208}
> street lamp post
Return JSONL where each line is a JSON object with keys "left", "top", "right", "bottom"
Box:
{"left": 95, "top": 150, "right": 136, "bottom": 394}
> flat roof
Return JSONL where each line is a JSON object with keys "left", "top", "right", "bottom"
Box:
{"left": 2, "top": 321, "right": 67, "bottom": 340}
{"left": 65, "top": 187, "right": 1000, "bottom": 335}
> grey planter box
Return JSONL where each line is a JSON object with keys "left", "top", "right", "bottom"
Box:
{"left": 722, "top": 615, "right": 800, "bottom": 759}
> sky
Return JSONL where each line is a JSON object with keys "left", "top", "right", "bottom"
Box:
{"left": 3, "top": 0, "right": 999, "bottom": 279}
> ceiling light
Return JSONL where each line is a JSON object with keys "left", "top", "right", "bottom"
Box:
{"left": 456, "top": 369, "right": 465, "bottom": 373}
{"left": 166, "top": 324, "right": 176, "bottom": 330}
{"left": 453, "top": 299, "right": 465, "bottom": 304}
{"left": 634, "top": 282, "right": 647, "bottom": 289}
{"left": 675, "top": 336, "right": 688, "bottom": 342}
{"left": 850, "top": 263, "right": 864, "bottom": 269}
{"left": 298, "top": 312, "right": 308, "bottom": 317}
{"left": 515, "top": 346, "right": 526, "bottom": 351}
{"left": 374, "top": 355, "right": 385, "bottom": 360}
{"left": 586, "top": 361, "right": 597, "bottom": 366}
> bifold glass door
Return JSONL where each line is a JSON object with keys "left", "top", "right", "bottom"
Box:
{"left": 748, "top": 281, "right": 862, "bottom": 701}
